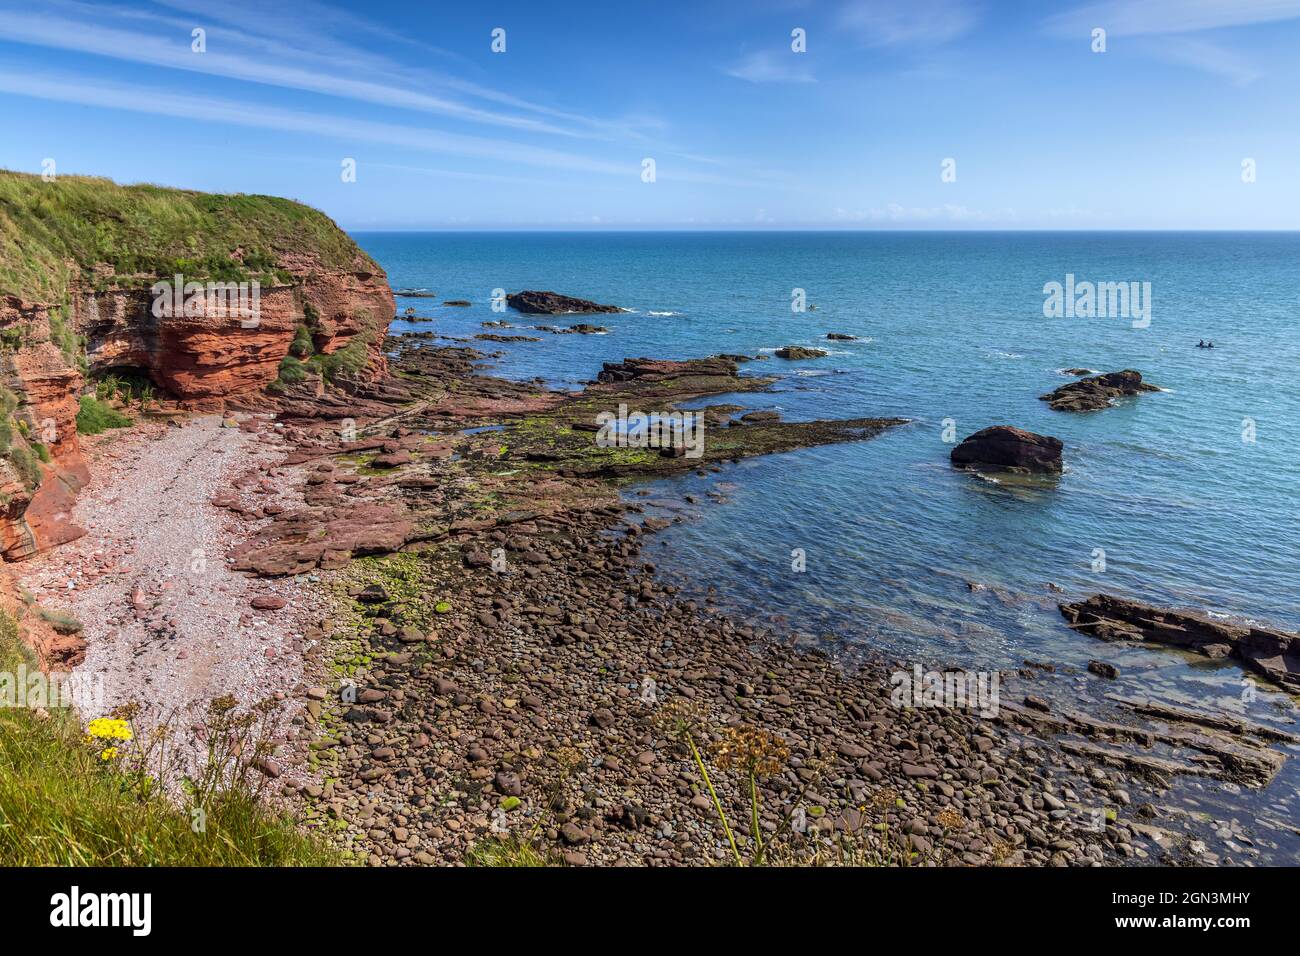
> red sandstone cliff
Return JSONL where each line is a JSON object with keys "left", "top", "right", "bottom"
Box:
{"left": 72, "top": 254, "right": 393, "bottom": 409}
{"left": 0, "top": 253, "right": 393, "bottom": 564}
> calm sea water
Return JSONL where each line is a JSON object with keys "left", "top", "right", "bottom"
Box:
{"left": 358, "top": 230, "right": 1300, "bottom": 857}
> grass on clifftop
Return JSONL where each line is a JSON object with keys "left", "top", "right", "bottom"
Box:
{"left": 0, "top": 169, "right": 378, "bottom": 303}
{"left": 0, "top": 610, "right": 339, "bottom": 866}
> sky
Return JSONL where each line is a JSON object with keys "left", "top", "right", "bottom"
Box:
{"left": 0, "top": 0, "right": 1298, "bottom": 230}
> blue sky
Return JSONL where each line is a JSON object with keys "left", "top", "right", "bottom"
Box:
{"left": 0, "top": 0, "right": 1298, "bottom": 229}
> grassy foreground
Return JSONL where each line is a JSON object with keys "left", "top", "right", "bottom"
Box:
{"left": 0, "top": 611, "right": 339, "bottom": 866}
{"left": 0, "top": 169, "right": 377, "bottom": 303}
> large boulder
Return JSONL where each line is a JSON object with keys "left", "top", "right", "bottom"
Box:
{"left": 506, "top": 291, "right": 622, "bottom": 315}
{"left": 1039, "top": 369, "right": 1160, "bottom": 412}
{"left": 950, "top": 426, "right": 1062, "bottom": 474}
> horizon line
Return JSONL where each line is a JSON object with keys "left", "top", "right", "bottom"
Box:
{"left": 346, "top": 226, "right": 1300, "bottom": 234}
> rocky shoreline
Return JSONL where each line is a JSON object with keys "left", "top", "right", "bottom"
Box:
{"left": 12, "top": 323, "right": 1294, "bottom": 866}
{"left": 201, "top": 334, "right": 1293, "bottom": 866}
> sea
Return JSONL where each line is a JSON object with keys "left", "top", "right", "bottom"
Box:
{"left": 356, "top": 230, "right": 1300, "bottom": 861}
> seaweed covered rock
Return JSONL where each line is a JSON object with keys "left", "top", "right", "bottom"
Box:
{"left": 1040, "top": 370, "right": 1160, "bottom": 412}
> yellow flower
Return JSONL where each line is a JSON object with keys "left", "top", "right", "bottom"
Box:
{"left": 86, "top": 717, "right": 133, "bottom": 743}
{"left": 99, "top": 747, "right": 120, "bottom": 761}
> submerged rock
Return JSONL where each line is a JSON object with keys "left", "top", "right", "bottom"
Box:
{"left": 506, "top": 290, "right": 622, "bottom": 314}
{"left": 826, "top": 333, "right": 857, "bottom": 341}
{"left": 1040, "top": 370, "right": 1160, "bottom": 412}
{"left": 950, "top": 425, "right": 1062, "bottom": 474}
{"left": 1061, "top": 593, "right": 1300, "bottom": 692}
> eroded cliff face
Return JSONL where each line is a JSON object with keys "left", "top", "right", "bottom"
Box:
{"left": 72, "top": 256, "right": 392, "bottom": 409}
{"left": 0, "top": 254, "right": 392, "bottom": 569}
{"left": 0, "top": 295, "right": 90, "bottom": 563}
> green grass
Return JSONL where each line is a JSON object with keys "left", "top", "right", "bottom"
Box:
{"left": 465, "top": 835, "right": 554, "bottom": 867}
{"left": 0, "top": 610, "right": 341, "bottom": 866}
{"left": 75, "top": 395, "right": 133, "bottom": 435}
{"left": 308, "top": 334, "right": 373, "bottom": 383}
{"left": 0, "top": 169, "right": 378, "bottom": 304}
{"left": 6, "top": 443, "right": 41, "bottom": 488}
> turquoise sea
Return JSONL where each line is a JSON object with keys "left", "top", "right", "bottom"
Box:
{"left": 358, "top": 230, "right": 1300, "bottom": 858}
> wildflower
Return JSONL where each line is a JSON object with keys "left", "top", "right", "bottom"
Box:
{"left": 99, "top": 747, "right": 119, "bottom": 761}
{"left": 870, "top": 788, "right": 898, "bottom": 811}
{"left": 111, "top": 701, "right": 141, "bottom": 722}
{"left": 935, "top": 807, "right": 964, "bottom": 830}
{"left": 713, "top": 726, "right": 789, "bottom": 778}
{"left": 651, "top": 698, "right": 705, "bottom": 741}
{"left": 86, "top": 717, "right": 133, "bottom": 744}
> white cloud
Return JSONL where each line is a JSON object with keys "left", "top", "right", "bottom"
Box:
{"left": 0, "top": 70, "right": 631, "bottom": 176}
{"left": 0, "top": 0, "right": 662, "bottom": 142}
{"left": 1043, "top": 0, "right": 1295, "bottom": 85}
{"left": 837, "top": 0, "right": 979, "bottom": 48}
{"left": 1044, "top": 0, "right": 1300, "bottom": 37}
{"left": 1145, "top": 36, "right": 1263, "bottom": 85}
{"left": 723, "top": 50, "right": 816, "bottom": 83}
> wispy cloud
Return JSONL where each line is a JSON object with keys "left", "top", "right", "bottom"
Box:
{"left": 0, "top": 4, "right": 590, "bottom": 137}
{"left": 833, "top": 203, "right": 1012, "bottom": 223}
{"left": 1043, "top": 0, "right": 1297, "bottom": 85}
{"left": 0, "top": 0, "right": 666, "bottom": 142}
{"left": 0, "top": 68, "right": 777, "bottom": 189}
{"left": 723, "top": 50, "right": 816, "bottom": 83}
{"left": 837, "top": 0, "right": 979, "bottom": 48}
{"left": 1147, "top": 35, "right": 1263, "bottom": 85}
{"left": 0, "top": 70, "right": 632, "bottom": 176}
{"left": 1044, "top": 0, "right": 1300, "bottom": 37}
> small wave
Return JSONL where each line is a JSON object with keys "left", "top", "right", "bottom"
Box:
{"left": 1056, "top": 367, "right": 1098, "bottom": 376}
{"left": 988, "top": 350, "right": 1024, "bottom": 359}
{"left": 646, "top": 310, "right": 683, "bottom": 317}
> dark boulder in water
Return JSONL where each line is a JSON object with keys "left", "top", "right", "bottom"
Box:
{"left": 773, "top": 345, "right": 828, "bottom": 360}
{"left": 1040, "top": 369, "right": 1160, "bottom": 412}
{"left": 950, "top": 425, "right": 1062, "bottom": 474}
{"left": 826, "top": 332, "right": 857, "bottom": 340}
{"left": 506, "top": 290, "right": 622, "bottom": 314}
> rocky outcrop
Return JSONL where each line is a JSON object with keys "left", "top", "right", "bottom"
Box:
{"left": 950, "top": 426, "right": 1062, "bottom": 474}
{"left": 1060, "top": 593, "right": 1300, "bottom": 692}
{"left": 774, "top": 346, "right": 828, "bottom": 360}
{"left": 71, "top": 263, "right": 392, "bottom": 410}
{"left": 1039, "top": 370, "right": 1160, "bottom": 412}
{"left": 506, "top": 290, "right": 622, "bottom": 315}
{"left": 532, "top": 323, "right": 608, "bottom": 334}
{"left": 595, "top": 356, "right": 745, "bottom": 385}
{"left": 826, "top": 333, "right": 857, "bottom": 340}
